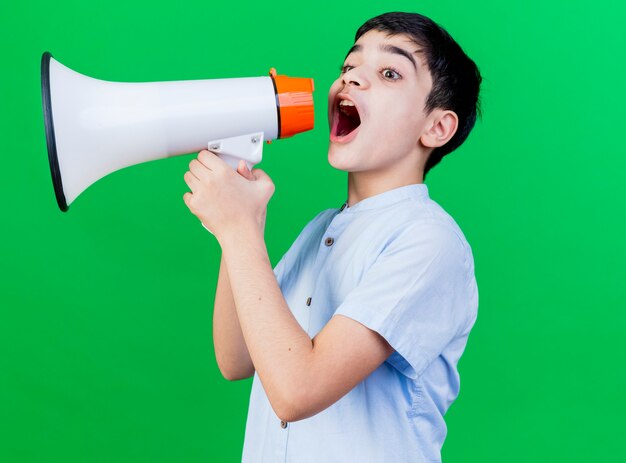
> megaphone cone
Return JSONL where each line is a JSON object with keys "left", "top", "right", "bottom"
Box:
{"left": 41, "top": 52, "right": 314, "bottom": 211}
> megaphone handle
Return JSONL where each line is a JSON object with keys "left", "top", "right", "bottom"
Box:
{"left": 215, "top": 153, "right": 256, "bottom": 171}
{"left": 207, "top": 132, "right": 264, "bottom": 171}
{"left": 200, "top": 132, "right": 265, "bottom": 234}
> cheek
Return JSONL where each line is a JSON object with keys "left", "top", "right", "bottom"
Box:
{"left": 362, "top": 106, "right": 422, "bottom": 157}
{"left": 369, "top": 103, "right": 416, "bottom": 139}
{"left": 389, "top": 102, "right": 425, "bottom": 141}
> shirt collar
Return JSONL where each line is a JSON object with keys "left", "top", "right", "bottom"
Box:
{"left": 341, "top": 183, "right": 429, "bottom": 213}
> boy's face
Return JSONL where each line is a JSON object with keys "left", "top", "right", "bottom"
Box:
{"left": 327, "top": 30, "right": 434, "bottom": 174}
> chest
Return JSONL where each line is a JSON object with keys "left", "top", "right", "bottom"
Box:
{"left": 280, "top": 216, "right": 388, "bottom": 337}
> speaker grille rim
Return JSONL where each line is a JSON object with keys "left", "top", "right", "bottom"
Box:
{"left": 41, "top": 51, "right": 68, "bottom": 212}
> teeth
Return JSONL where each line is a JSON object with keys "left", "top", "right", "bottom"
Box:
{"left": 339, "top": 99, "right": 355, "bottom": 107}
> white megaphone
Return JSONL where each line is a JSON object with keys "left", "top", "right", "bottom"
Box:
{"left": 41, "top": 52, "right": 314, "bottom": 211}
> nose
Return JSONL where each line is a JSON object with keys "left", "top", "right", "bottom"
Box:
{"left": 342, "top": 67, "right": 366, "bottom": 88}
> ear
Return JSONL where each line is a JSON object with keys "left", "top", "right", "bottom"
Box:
{"left": 420, "top": 110, "right": 458, "bottom": 149}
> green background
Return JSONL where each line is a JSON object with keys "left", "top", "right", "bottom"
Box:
{"left": 1, "top": 0, "right": 625, "bottom": 461}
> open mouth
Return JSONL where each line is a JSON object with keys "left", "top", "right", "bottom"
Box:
{"left": 331, "top": 96, "right": 361, "bottom": 141}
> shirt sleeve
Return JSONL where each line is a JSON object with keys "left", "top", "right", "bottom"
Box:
{"left": 334, "top": 220, "right": 476, "bottom": 379}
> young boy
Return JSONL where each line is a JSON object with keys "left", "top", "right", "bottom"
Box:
{"left": 183, "top": 12, "right": 481, "bottom": 463}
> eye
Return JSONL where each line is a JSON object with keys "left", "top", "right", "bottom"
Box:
{"left": 340, "top": 64, "right": 355, "bottom": 74}
{"left": 381, "top": 68, "right": 402, "bottom": 81}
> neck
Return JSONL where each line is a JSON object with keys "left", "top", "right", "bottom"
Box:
{"left": 347, "top": 167, "right": 424, "bottom": 207}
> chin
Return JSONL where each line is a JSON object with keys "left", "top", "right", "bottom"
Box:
{"left": 327, "top": 143, "right": 356, "bottom": 172}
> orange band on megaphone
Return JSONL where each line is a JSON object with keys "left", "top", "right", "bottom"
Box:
{"left": 269, "top": 68, "right": 314, "bottom": 139}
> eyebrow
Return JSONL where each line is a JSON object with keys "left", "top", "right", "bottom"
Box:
{"left": 344, "top": 43, "right": 418, "bottom": 70}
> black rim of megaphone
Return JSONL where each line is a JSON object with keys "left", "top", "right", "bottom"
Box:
{"left": 41, "top": 52, "right": 68, "bottom": 212}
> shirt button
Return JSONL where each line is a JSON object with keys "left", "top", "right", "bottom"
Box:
{"left": 324, "top": 237, "right": 334, "bottom": 246}
{"left": 280, "top": 420, "right": 288, "bottom": 429}
{"left": 340, "top": 203, "right": 347, "bottom": 212}
{"left": 306, "top": 297, "right": 312, "bottom": 306}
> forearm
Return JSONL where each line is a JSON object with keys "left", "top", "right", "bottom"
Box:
{"left": 219, "top": 228, "right": 314, "bottom": 417}
{"left": 213, "top": 255, "right": 255, "bottom": 380}
{"left": 183, "top": 155, "right": 393, "bottom": 422}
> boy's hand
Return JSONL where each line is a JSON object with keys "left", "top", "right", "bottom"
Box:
{"left": 183, "top": 150, "right": 274, "bottom": 240}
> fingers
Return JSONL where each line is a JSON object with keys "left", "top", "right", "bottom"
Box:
{"left": 185, "top": 150, "right": 221, "bottom": 192}
{"left": 237, "top": 160, "right": 255, "bottom": 180}
{"left": 183, "top": 191, "right": 205, "bottom": 221}
{"left": 198, "top": 150, "right": 226, "bottom": 171}
{"left": 189, "top": 158, "right": 210, "bottom": 181}
{"left": 183, "top": 170, "right": 201, "bottom": 192}
{"left": 183, "top": 191, "right": 193, "bottom": 207}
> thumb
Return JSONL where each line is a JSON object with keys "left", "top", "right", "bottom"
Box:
{"left": 251, "top": 168, "right": 271, "bottom": 183}
{"left": 236, "top": 160, "right": 255, "bottom": 180}
{"left": 251, "top": 168, "right": 275, "bottom": 197}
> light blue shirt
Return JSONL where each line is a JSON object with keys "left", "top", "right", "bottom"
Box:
{"left": 242, "top": 184, "right": 478, "bottom": 463}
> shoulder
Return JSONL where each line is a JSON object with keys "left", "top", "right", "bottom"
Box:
{"left": 379, "top": 196, "right": 472, "bottom": 258}
{"left": 307, "top": 208, "right": 339, "bottom": 229}
{"left": 292, "top": 208, "right": 338, "bottom": 243}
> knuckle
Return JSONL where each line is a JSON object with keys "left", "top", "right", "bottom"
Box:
{"left": 199, "top": 150, "right": 211, "bottom": 163}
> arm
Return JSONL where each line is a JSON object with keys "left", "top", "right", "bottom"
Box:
{"left": 212, "top": 255, "right": 255, "bottom": 381}
{"left": 183, "top": 151, "right": 393, "bottom": 421}
{"left": 219, "top": 228, "right": 393, "bottom": 422}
